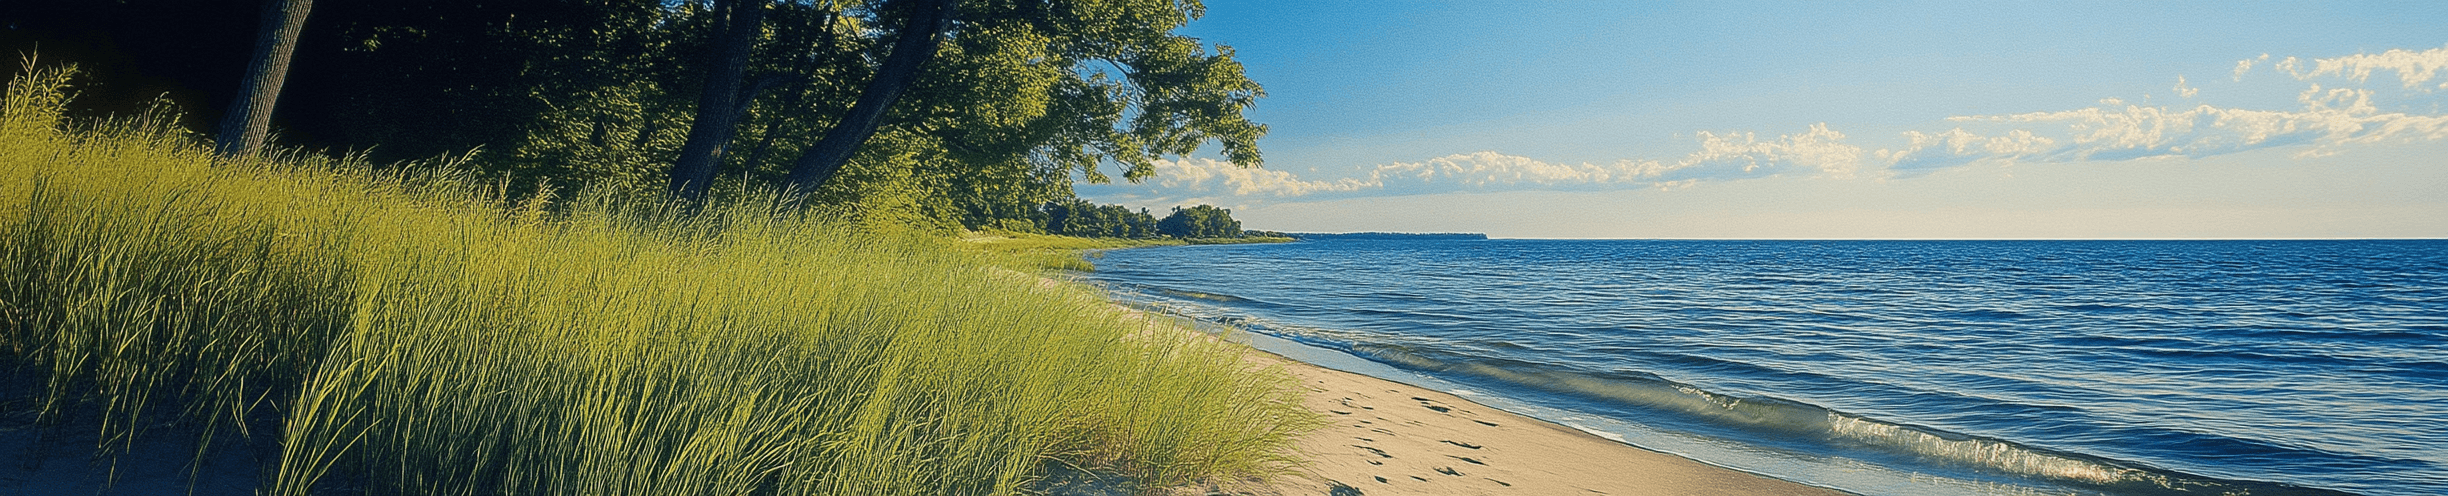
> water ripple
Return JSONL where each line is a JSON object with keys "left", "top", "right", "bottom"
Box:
{"left": 1088, "top": 239, "right": 2447, "bottom": 496}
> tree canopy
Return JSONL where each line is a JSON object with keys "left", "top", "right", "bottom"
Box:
{"left": 1, "top": 0, "right": 1268, "bottom": 230}
{"left": 1043, "top": 199, "right": 1158, "bottom": 238}
{"left": 1156, "top": 204, "right": 1240, "bottom": 239}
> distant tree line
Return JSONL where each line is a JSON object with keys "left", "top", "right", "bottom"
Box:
{"left": 0, "top": 0, "right": 1268, "bottom": 230}
{"left": 1035, "top": 201, "right": 1253, "bottom": 239}
{"left": 1042, "top": 200, "right": 1158, "bottom": 238}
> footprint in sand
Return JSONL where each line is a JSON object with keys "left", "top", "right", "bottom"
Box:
{"left": 1441, "top": 439, "right": 1482, "bottom": 449}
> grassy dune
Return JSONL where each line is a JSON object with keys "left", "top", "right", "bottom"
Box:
{"left": 1, "top": 66, "right": 1313, "bottom": 495}
{"left": 956, "top": 232, "right": 1187, "bottom": 271}
{"left": 956, "top": 231, "right": 1295, "bottom": 272}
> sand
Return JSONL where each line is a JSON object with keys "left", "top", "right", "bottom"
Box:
{"left": 1218, "top": 352, "right": 1851, "bottom": 496}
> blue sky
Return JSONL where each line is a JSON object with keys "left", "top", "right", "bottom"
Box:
{"left": 1075, "top": 0, "right": 2448, "bottom": 238}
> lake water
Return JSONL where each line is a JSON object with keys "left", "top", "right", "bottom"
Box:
{"left": 1081, "top": 239, "right": 2445, "bottom": 496}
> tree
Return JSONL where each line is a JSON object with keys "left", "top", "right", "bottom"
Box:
{"left": 214, "top": 0, "right": 314, "bottom": 157}
{"left": 783, "top": 0, "right": 959, "bottom": 193}
{"left": 874, "top": 0, "right": 1270, "bottom": 227}
{"left": 1157, "top": 204, "right": 1239, "bottom": 239}
{"left": 667, "top": 0, "right": 770, "bottom": 200}
{"left": 11, "top": 0, "right": 1270, "bottom": 225}
{"left": 1043, "top": 199, "right": 1161, "bottom": 238}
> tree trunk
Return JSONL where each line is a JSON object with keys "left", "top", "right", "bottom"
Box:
{"left": 782, "top": 0, "right": 958, "bottom": 193}
{"left": 667, "top": 0, "right": 769, "bottom": 201}
{"left": 214, "top": 0, "right": 314, "bottom": 158}
{"left": 744, "top": 9, "right": 839, "bottom": 175}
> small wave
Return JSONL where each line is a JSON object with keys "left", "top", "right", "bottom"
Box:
{"left": 2239, "top": 327, "right": 2441, "bottom": 342}
{"left": 2391, "top": 360, "right": 2448, "bottom": 376}
{"left": 1948, "top": 308, "right": 2033, "bottom": 320}
{"left": 1154, "top": 287, "right": 1253, "bottom": 303}
{"left": 2047, "top": 334, "right": 2199, "bottom": 349}
{"left": 1351, "top": 344, "right": 2359, "bottom": 496}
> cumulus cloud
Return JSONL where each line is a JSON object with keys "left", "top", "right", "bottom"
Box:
{"left": 1115, "top": 124, "right": 1876, "bottom": 200}
{"left": 1362, "top": 124, "right": 1865, "bottom": 191}
{"left": 2286, "top": 43, "right": 2448, "bottom": 91}
{"left": 1364, "top": 151, "right": 1663, "bottom": 190}
{"left": 1355, "top": 124, "right": 1869, "bottom": 193}
{"left": 1674, "top": 123, "right": 1867, "bottom": 179}
{"left": 1090, "top": 44, "right": 2448, "bottom": 205}
{"left": 2234, "top": 53, "right": 2268, "bottom": 81}
{"left": 1877, "top": 128, "right": 2055, "bottom": 172}
{"left": 2275, "top": 56, "right": 2303, "bottom": 78}
{"left": 1885, "top": 44, "right": 2448, "bottom": 170}
{"left": 1937, "top": 84, "right": 2448, "bottom": 162}
{"left": 1148, "top": 157, "right": 1373, "bottom": 196}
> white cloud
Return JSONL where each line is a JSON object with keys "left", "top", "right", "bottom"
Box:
{"left": 2234, "top": 53, "right": 2268, "bottom": 81}
{"left": 1673, "top": 123, "right": 1866, "bottom": 179}
{"left": 2289, "top": 43, "right": 2448, "bottom": 91}
{"left": 1149, "top": 157, "right": 1373, "bottom": 196}
{"left": 1366, "top": 151, "right": 1667, "bottom": 188}
{"left": 1096, "top": 125, "right": 1875, "bottom": 201}
{"left": 1365, "top": 124, "right": 1866, "bottom": 191}
{"left": 1938, "top": 84, "right": 2448, "bottom": 162}
{"left": 1877, "top": 128, "right": 2055, "bottom": 172}
{"left": 1093, "top": 44, "right": 2448, "bottom": 206}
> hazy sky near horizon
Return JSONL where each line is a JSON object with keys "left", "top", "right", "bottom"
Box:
{"left": 1072, "top": 0, "right": 2448, "bottom": 239}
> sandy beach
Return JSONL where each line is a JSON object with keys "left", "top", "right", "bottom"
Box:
{"left": 1223, "top": 351, "right": 1851, "bottom": 496}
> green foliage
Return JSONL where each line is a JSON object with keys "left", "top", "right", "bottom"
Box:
{"left": 307, "top": 0, "right": 688, "bottom": 171}
{"left": 9, "top": 0, "right": 1274, "bottom": 229}
{"left": 1157, "top": 204, "right": 1241, "bottom": 239}
{"left": 1042, "top": 198, "right": 1161, "bottom": 238}
{"left": 2, "top": 68, "right": 1313, "bottom": 495}
{"left": 274, "top": 0, "right": 1268, "bottom": 229}
{"left": 498, "top": 80, "right": 696, "bottom": 192}
{"left": 987, "top": 217, "right": 1043, "bottom": 234}
{"left": 1035, "top": 200, "right": 1266, "bottom": 241}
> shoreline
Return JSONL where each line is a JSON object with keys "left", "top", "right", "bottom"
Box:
{"left": 1225, "top": 346, "right": 1852, "bottom": 496}
{"left": 1064, "top": 260, "right": 1853, "bottom": 496}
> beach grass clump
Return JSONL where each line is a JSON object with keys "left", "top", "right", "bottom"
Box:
{"left": 1, "top": 65, "right": 1313, "bottom": 495}
{"left": 956, "top": 230, "right": 1188, "bottom": 272}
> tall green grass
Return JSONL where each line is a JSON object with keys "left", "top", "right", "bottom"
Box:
{"left": 956, "top": 231, "right": 1189, "bottom": 272}
{"left": 1, "top": 65, "right": 1314, "bottom": 495}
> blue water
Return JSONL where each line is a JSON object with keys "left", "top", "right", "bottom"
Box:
{"left": 1081, "top": 240, "right": 2447, "bottom": 496}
